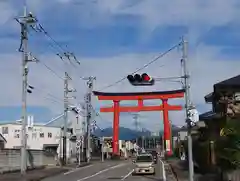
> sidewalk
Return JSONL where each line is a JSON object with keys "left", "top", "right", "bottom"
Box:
{"left": 0, "top": 161, "right": 95, "bottom": 181}
{"left": 0, "top": 166, "right": 69, "bottom": 181}
{"left": 167, "top": 159, "right": 220, "bottom": 181}
{"left": 167, "top": 159, "right": 189, "bottom": 181}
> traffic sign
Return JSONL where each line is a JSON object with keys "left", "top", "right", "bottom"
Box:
{"left": 187, "top": 107, "right": 199, "bottom": 123}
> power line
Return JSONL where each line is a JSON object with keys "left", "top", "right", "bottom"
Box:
{"left": 29, "top": 53, "right": 64, "bottom": 80}
{"left": 30, "top": 22, "right": 84, "bottom": 85}
{"left": 44, "top": 96, "right": 63, "bottom": 104}
{"left": 27, "top": 85, "right": 67, "bottom": 108}
{"left": 97, "top": 41, "right": 182, "bottom": 91}
{"left": 28, "top": 85, "right": 64, "bottom": 103}
{"left": 30, "top": 22, "right": 81, "bottom": 66}
{"left": 39, "top": 61, "right": 64, "bottom": 80}
{"left": 28, "top": 32, "right": 85, "bottom": 84}
{"left": 28, "top": 30, "right": 65, "bottom": 64}
{"left": 90, "top": 105, "right": 112, "bottom": 125}
{"left": 29, "top": 18, "right": 88, "bottom": 84}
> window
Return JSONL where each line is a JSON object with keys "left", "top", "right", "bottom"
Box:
{"left": 136, "top": 155, "right": 153, "bottom": 162}
{"left": 2, "top": 127, "right": 8, "bottom": 134}
{"left": 32, "top": 133, "right": 37, "bottom": 139}
{"left": 14, "top": 134, "right": 20, "bottom": 138}
{"left": 40, "top": 133, "right": 44, "bottom": 138}
{"left": 48, "top": 132, "right": 52, "bottom": 138}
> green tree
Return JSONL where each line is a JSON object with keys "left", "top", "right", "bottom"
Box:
{"left": 216, "top": 117, "right": 240, "bottom": 171}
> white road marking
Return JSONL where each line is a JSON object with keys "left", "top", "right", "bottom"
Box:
{"left": 64, "top": 165, "right": 93, "bottom": 175}
{"left": 159, "top": 159, "right": 166, "bottom": 181}
{"left": 77, "top": 163, "right": 126, "bottom": 181}
{"left": 121, "top": 169, "right": 134, "bottom": 180}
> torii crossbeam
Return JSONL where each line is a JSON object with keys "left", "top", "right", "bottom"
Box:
{"left": 93, "top": 89, "right": 185, "bottom": 157}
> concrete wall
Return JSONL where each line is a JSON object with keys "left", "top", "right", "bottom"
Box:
{"left": 0, "top": 149, "right": 56, "bottom": 172}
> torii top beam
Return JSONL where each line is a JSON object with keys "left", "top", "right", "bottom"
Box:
{"left": 93, "top": 89, "right": 185, "bottom": 101}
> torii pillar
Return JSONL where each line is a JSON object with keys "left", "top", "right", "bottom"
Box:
{"left": 93, "top": 89, "right": 185, "bottom": 156}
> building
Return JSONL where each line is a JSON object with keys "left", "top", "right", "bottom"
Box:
{"left": 0, "top": 106, "right": 85, "bottom": 151}
{"left": 0, "top": 133, "right": 6, "bottom": 149}
{"left": 0, "top": 122, "right": 61, "bottom": 151}
{"left": 0, "top": 104, "right": 103, "bottom": 163}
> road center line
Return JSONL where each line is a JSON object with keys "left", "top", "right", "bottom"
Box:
{"left": 64, "top": 165, "right": 93, "bottom": 175}
{"left": 77, "top": 163, "right": 126, "bottom": 181}
{"left": 121, "top": 169, "right": 134, "bottom": 180}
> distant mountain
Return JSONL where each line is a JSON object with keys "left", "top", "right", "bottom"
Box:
{"left": 159, "top": 124, "right": 182, "bottom": 137}
{"left": 171, "top": 125, "right": 182, "bottom": 136}
{"left": 93, "top": 127, "right": 151, "bottom": 140}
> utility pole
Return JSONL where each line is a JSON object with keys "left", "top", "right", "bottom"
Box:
{"left": 81, "top": 120, "right": 85, "bottom": 160}
{"left": 17, "top": 6, "right": 37, "bottom": 175}
{"left": 182, "top": 37, "right": 194, "bottom": 181}
{"left": 141, "top": 135, "right": 144, "bottom": 150}
{"left": 133, "top": 114, "right": 139, "bottom": 139}
{"left": 133, "top": 113, "right": 139, "bottom": 154}
{"left": 62, "top": 72, "right": 73, "bottom": 165}
{"left": 84, "top": 76, "right": 95, "bottom": 163}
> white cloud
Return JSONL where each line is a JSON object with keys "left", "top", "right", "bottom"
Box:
{"left": 0, "top": 1, "right": 17, "bottom": 28}
{"left": 1, "top": 44, "right": 240, "bottom": 129}
{"left": 91, "top": 0, "right": 240, "bottom": 45}
{"left": 0, "top": 1, "right": 240, "bottom": 129}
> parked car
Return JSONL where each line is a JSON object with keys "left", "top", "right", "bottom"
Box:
{"left": 149, "top": 150, "right": 158, "bottom": 163}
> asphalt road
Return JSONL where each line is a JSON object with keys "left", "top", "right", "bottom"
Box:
{"left": 42, "top": 159, "right": 167, "bottom": 181}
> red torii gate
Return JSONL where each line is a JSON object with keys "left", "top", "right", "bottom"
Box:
{"left": 93, "top": 89, "right": 185, "bottom": 156}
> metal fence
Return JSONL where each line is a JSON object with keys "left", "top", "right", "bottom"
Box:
{"left": 0, "top": 149, "right": 56, "bottom": 172}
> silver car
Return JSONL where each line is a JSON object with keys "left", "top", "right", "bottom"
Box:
{"left": 132, "top": 154, "right": 155, "bottom": 175}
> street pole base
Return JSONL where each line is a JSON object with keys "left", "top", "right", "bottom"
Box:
{"left": 111, "top": 154, "right": 120, "bottom": 160}
{"left": 59, "top": 158, "right": 65, "bottom": 166}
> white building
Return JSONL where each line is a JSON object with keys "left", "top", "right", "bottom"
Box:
{"left": 0, "top": 122, "right": 61, "bottom": 150}
{"left": 0, "top": 105, "right": 86, "bottom": 153}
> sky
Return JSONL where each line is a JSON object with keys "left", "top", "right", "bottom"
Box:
{"left": 1, "top": 0, "right": 240, "bottom": 131}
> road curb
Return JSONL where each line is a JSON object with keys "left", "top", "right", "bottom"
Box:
{"left": 163, "top": 159, "right": 179, "bottom": 181}
{"left": 26, "top": 168, "right": 69, "bottom": 181}
{"left": 62, "top": 162, "right": 91, "bottom": 169}
{"left": 168, "top": 162, "right": 179, "bottom": 181}
{"left": 159, "top": 159, "right": 167, "bottom": 181}
{"left": 0, "top": 166, "right": 45, "bottom": 175}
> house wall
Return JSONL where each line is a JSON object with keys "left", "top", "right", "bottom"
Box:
{"left": 0, "top": 124, "right": 61, "bottom": 150}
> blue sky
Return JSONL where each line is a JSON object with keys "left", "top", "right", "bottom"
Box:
{"left": 1, "top": 0, "right": 240, "bottom": 130}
